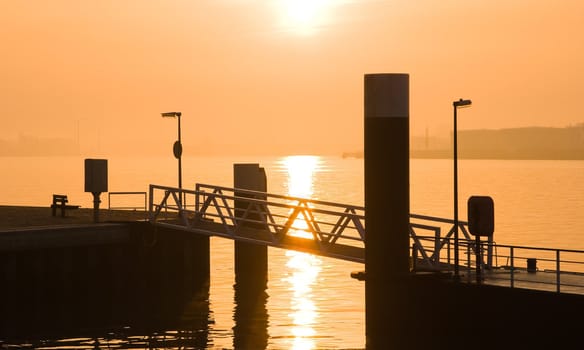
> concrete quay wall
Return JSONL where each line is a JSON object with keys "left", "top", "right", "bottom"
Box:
{"left": 0, "top": 222, "right": 210, "bottom": 339}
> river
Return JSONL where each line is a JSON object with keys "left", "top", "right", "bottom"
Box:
{"left": 1, "top": 155, "right": 583, "bottom": 349}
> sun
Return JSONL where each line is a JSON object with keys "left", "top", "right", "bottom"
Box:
{"left": 278, "top": 0, "right": 332, "bottom": 35}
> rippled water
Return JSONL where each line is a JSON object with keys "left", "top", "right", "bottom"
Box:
{"left": 1, "top": 155, "right": 583, "bottom": 349}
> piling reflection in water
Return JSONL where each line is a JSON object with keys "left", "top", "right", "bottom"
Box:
{"left": 282, "top": 155, "right": 323, "bottom": 349}
{"left": 233, "top": 283, "right": 269, "bottom": 349}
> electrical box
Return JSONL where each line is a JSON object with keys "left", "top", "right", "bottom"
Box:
{"left": 467, "top": 196, "right": 494, "bottom": 236}
{"left": 84, "top": 159, "right": 108, "bottom": 193}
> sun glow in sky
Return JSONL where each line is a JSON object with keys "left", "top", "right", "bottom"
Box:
{"left": 1, "top": 1, "right": 583, "bottom": 157}
{"left": 278, "top": 0, "right": 333, "bottom": 35}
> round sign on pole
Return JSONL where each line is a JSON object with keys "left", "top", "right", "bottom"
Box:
{"left": 173, "top": 141, "right": 182, "bottom": 159}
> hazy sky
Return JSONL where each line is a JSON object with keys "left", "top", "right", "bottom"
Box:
{"left": 2, "top": 1, "right": 583, "bottom": 156}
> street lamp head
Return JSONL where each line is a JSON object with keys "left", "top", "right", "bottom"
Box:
{"left": 453, "top": 98, "right": 472, "bottom": 108}
{"left": 161, "top": 111, "right": 182, "bottom": 118}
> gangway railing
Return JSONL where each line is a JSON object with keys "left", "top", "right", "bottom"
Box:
{"left": 148, "top": 183, "right": 486, "bottom": 266}
{"left": 148, "top": 183, "right": 584, "bottom": 294}
{"left": 149, "top": 183, "right": 367, "bottom": 262}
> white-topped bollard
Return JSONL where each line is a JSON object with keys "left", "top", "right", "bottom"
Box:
{"left": 364, "top": 73, "right": 410, "bottom": 349}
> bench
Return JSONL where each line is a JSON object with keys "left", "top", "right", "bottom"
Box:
{"left": 51, "top": 194, "right": 80, "bottom": 217}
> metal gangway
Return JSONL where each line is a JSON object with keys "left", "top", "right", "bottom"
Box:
{"left": 148, "top": 183, "right": 584, "bottom": 295}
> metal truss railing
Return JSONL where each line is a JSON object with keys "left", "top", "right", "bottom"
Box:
{"left": 148, "top": 183, "right": 584, "bottom": 294}
{"left": 148, "top": 183, "right": 486, "bottom": 266}
{"left": 409, "top": 213, "right": 495, "bottom": 271}
{"left": 149, "top": 183, "right": 366, "bottom": 261}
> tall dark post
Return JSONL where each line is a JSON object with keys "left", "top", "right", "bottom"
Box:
{"left": 453, "top": 104, "right": 459, "bottom": 278}
{"left": 162, "top": 111, "right": 183, "bottom": 209}
{"left": 364, "top": 73, "right": 410, "bottom": 348}
{"left": 177, "top": 114, "right": 182, "bottom": 192}
{"left": 452, "top": 98, "right": 471, "bottom": 279}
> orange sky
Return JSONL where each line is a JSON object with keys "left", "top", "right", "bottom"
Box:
{"left": 1, "top": 1, "right": 583, "bottom": 156}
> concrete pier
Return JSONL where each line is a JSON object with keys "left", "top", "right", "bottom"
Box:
{"left": 0, "top": 222, "right": 209, "bottom": 338}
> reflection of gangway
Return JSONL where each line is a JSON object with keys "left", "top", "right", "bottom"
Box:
{"left": 148, "top": 183, "right": 584, "bottom": 294}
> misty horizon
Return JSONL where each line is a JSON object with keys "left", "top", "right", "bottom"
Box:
{"left": 2, "top": 122, "right": 583, "bottom": 158}
{"left": 2, "top": 1, "right": 584, "bottom": 159}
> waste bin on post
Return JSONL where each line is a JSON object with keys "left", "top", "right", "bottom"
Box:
{"left": 85, "top": 159, "right": 108, "bottom": 223}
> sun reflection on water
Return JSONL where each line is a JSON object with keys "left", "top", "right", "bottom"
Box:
{"left": 281, "top": 155, "right": 323, "bottom": 350}
{"left": 284, "top": 155, "right": 319, "bottom": 239}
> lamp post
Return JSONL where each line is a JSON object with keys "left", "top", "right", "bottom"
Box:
{"left": 453, "top": 98, "right": 471, "bottom": 279}
{"left": 161, "top": 111, "right": 183, "bottom": 203}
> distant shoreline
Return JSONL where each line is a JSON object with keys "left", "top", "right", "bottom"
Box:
{"left": 342, "top": 150, "right": 584, "bottom": 161}
{"left": 344, "top": 124, "right": 584, "bottom": 160}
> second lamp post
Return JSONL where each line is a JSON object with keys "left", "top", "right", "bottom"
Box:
{"left": 161, "top": 111, "right": 183, "bottom": 199}
{"left": 453, "top": 98, "right": 472, "bottom": 279}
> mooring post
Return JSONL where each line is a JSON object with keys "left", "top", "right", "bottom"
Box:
{"left": 364, "top": 73, "right": 410, "bottom": 348}
{"left": 233, "top": 164, "right": 268, "bottom": 290}
{"left": 232, "top": 163, "right": 269, "bottom": 349}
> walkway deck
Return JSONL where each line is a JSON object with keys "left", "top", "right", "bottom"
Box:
{"left": 0, "top": 205, "right": 147, "bottom": 230}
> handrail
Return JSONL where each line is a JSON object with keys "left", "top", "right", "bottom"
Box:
{"left": 148, "top": 183, "right": 584, "bottom": 294}
{"left": 149, "top": 183, "right": 494, "bottom": 269}
{"left": 108, "top": 191, "right": 147, "bottom": 211}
